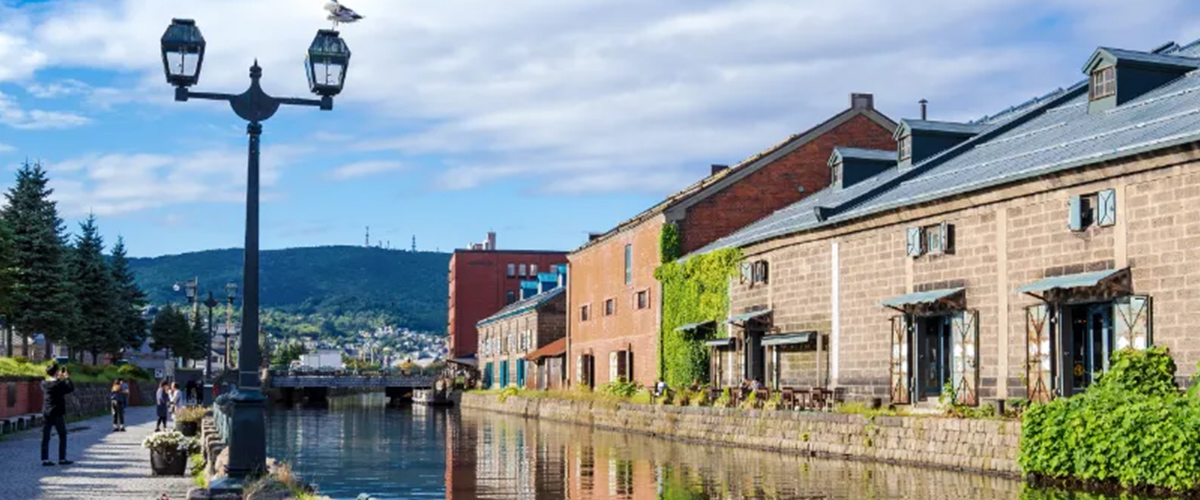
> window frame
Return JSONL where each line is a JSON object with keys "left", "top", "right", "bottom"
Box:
{"left": 898, "top": 134, "right": 912, "bottom": 161}
{"left": 518, "top": 263, "right": 527, "bottom": 277}
{"left": 506, "top": 263, "right": 516, "bottom": 278}
{"left": 580, "top": 304, "right": 591, "bottom": 322}
{"left": 1090, "top": 66, "right": 1115, "bottom": 101}
{"left": 530, "top": 264, "right": 538, "bottom": 276}
{"left": 830, "top": 162, "right": 842, "bottom": 186}
{"left": 634, "top": 289, "right": 649, "bottom": 310}
{"left": 505, "top": 290, "right": 516, "bottom": 305}
{"left": 624, "top": 244, "right": 632, "bottom": 285}
{"left": 604, "top": 298, "right": 616, "bottom": 316}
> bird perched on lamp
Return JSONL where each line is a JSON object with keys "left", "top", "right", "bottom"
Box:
{"left": 324, "top": 0, "right": 364, "bottom": 28}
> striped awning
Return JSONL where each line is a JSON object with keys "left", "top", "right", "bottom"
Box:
{"left": 1018, "top": 268, "right": 1126, "bottom": 294}
{"left": 724, "top": 309, "right": 772, "bottom": 325}
{"left": 880, "top": 288, "right": 964, "bottom": 308}
{"left": 762, "top": 332, "right": 814, "bottom": 347}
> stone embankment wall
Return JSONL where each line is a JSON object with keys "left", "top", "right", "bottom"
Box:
{"left": 460, "top": 393, "right": 1021, "bottom": 476}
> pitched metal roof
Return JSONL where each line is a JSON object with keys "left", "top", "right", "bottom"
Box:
{"left": 476, "top": 287, "right": 564, "bottom": 327}
{"left": 571, "top": 103, "right": 895, "bottom": 254}
{"left": 1085, "top": 47, "right": 1200, "bottom": 72}
{"left": 829, "top": 147, "right": 895, "bottom": 165}
{"left": 525, "top": 338, "right": 567, "bottom": 361}
{"left": 676, "top": 320, "right": 717, "bottom": 332}
{"left": 725, "top": 309, "right": 772, "bottom": 325}
{"left": 691, "top": 41, "right": 1200, "bottom": 257}
{"left": 894, "top": 119, "right": 987, "bottom": 139}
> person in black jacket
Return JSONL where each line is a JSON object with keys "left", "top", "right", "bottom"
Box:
{"left": 41, "top": 364, "right": 74, "bottom": 466}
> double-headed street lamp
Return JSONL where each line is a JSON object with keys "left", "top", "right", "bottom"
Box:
{"left": 161, "top": 18, "right": 351, "bottom": 482}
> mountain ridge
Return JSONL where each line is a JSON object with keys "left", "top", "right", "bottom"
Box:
{"left": 128, "top": 245, "right": 450, "bottom": 335}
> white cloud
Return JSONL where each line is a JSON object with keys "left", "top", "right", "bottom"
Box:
{"left": 327, "top": 160, "right": 407, "bottom": 180}
{"left": 45, "top": 143, "right": 309, "bottom": 217}
{"left": 0, "top": 143, "right": 14, "bottom": 153}
{"left": 0, "top": 91, "right": 91, "bottom": 129}
{"left": 25, "top": 78, "right": 90, "bottom": 98}
{"left": 5, "top": 0, "right": 1200, "bottom": 195}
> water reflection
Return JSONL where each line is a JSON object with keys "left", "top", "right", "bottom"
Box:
{"left": 266, "top": 396, "right": 1162, "bottom": 500}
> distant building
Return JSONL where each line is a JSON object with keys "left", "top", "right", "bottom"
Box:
{"left": 477, "top": 274, "right": 567, "bottom": 389}
{"left": 568, "top": 94, "right": 897, "bottom": 388}
{"left": 447, "top": 231, "right": 567, "bottom": 360}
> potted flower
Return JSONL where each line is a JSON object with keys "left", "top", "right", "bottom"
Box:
{"left": 142, "top": 430, "right": 197, "bottom": 476}
{"left": 174, "top": 406, "right": 208, "bottom": 437}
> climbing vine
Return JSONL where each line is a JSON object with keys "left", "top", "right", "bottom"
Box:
{"left": 660, "top": 222, "right": 681, "bottom": 263}
{"left": 654, "top": 245, "right": 741, "bottom": 388}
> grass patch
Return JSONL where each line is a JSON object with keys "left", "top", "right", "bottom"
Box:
{"left": 244, "top": 461, "right": 326, "bottom": 500}
{"left": 190, "top": 452, "right": 208, "bottom": 488}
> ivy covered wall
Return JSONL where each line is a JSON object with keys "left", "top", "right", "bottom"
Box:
{"left": 654, "top": 232, "right": 741, "bottom": 387}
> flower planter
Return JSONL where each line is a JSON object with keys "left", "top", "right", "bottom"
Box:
{"left": 176, "top": 421, "right": 199, "bottom": 437}
{"left": 149, "top": 448, "right": 188, "bottom": 476}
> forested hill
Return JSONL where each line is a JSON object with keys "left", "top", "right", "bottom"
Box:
{"left": 129, "top": 246, "right": 450, "bottom": 335}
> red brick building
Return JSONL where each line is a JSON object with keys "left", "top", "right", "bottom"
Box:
{"left": 568, "top": 94, "right": 897, "bottom": 388}
{"left": 447, "top": 232, "right": 567, "bottom": 359}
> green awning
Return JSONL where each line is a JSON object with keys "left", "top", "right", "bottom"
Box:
{"left": 762, "top": 332, "right": 814, "bottom": 347}
{"left": 704, "top": 337, "right": 735, "bottom": 348}
{"left": 1017, "top": 268, "right": 1125, "bottom": 294}
{"left": 725, "top": 309, "right": 772, "bottom": 325}
{"left": 676, "top": 320, "right": 716, "bottom": 332}
{"left": 880, "top": 288, "right": 964, "bottom": 308}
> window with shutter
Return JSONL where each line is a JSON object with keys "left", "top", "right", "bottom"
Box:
{"left": 951, "top": 310, "right": 979, "bottom": 406}
{"left": 1114, "top": 295, "right": 1152, "bottom": 350}
{"left": 890, "top": 315, "right": 911, "bottom": 404}
{"left": 906, "top": 227, "right": 923, "bottom": 257}
{"left": 1097, "top": 189, "right": 1117, "bottom": 227}
{"left": 1068, "top": 195, "right": 1083, "bottom": 231}
{"left": 1026, "top": 304, "right": 1054, "bottom": 403}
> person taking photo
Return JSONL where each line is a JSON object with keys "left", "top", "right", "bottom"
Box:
{"left": 110, "top": 378, "right": 128, "bottom": 432}
{"left": 40, "top": 364, "right": 75, "bottom": 466}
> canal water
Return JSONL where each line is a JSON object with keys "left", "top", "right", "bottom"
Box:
{"left": 266, "top": 394, "right": 1158, "bottom": 500}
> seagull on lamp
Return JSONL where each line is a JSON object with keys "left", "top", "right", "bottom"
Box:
{"left": 324, "top": 0, "right": 364, "bottom": 29}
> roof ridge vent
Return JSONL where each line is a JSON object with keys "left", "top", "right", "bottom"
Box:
{"left": 1152, "top": 41, "right": 1180, "bottom": 54}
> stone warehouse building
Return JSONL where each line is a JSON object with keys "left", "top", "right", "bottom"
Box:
{"left": 447, "top": 231, "right": 567, "bottom": 361}
{"left": 568, "top": 94, "right": 898, "bottom": 388}
{"left": 693, "top": 41, "right": 1200, "bottom": 405}
{"left": 477, "top": 277, "right": 568, "bottom": 389}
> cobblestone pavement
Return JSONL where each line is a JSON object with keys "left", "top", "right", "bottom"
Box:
{"left": 0, "top": 406, "right": 193, "bottom": 500}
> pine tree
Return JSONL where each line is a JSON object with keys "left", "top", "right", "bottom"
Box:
{"left": 0, "top": 219, "right": 16, "bottom": 357}
{"left": 2, "top": 162, "right": 75, "bottom": 360}
{"left": 109, "top": 237, "right": 148, "bottom": 353}
{"left": 69, "top": 214, "right": 120, "bottom": 361}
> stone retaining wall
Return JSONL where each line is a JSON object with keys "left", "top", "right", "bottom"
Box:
{"left": 460, "top": 393, "right": 1021, "bottom": 476}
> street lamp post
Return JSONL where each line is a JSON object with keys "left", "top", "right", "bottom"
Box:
{"left": 224, "top": 282, "right": 238, "bottom": 371}
{"left": 203, "top": 292, "right": 219, "bottom": 382}
{"left": 160, "top": 18, "right": 351, "bottom": 482}
{"left": 173, "top": 277, "right": 199, "bottom": 368}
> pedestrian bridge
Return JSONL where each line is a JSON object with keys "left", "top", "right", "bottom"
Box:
{"left": 271, "top": 374, "right": 436, "bottom": 389}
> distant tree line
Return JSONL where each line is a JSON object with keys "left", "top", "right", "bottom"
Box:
{"left": 1, "top": 161, "right": 150, "bottom": 363}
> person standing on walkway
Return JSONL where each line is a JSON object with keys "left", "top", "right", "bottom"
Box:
{"left": 155, "top": 381, "right": 170, "bottom": 432}
{"left": 110, "top": 379, "right": 127, "bottom": 432}
{"left": 40, "top": 364, "right": 74, "bottom": 466}
{"left": 168, "top": 382, "right": 181, "bottom": 420}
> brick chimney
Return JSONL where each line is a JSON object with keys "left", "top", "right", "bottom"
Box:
{"left": 485, "top": 231, "right": 496, "bottom": 251}
{"left": 851, "top": 93, "right": 874, "bottom": 110}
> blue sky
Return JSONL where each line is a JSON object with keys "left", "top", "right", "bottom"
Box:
{"left": 1, "top": 0, "right": 1199, "bottom": 257}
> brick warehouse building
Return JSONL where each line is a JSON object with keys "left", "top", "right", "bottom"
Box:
{"left": 447, "top": 232, "right": 567, "bottom": 360}
{"left": 569, "top": 94, "right": 897, "bottom": 388}
{"left": 692, "top": 40, "right": 1200, "bottom": 405}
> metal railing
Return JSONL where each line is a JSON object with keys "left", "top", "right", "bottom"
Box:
{"left": 212, "top": 394, "right": 234, "bottom": 443}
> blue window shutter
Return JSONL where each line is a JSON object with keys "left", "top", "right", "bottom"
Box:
{"left": 1068, "top": 195, "right": 1083, "bottom": 231}
{"left": 906, "top": 227, "right": 923, "bottom": 257}
{"left": 1098, "top": 189, "right": 1116, "bottom": 227}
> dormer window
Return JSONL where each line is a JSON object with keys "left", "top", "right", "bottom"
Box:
{"left": 1090, "top": 66, "right": 1115, "bottom": 100}
{"left": 898, "top": 135, "right": 912, "bottom": 161}
{"left": 830, "top": 162, "right": 842, "bottom": 185}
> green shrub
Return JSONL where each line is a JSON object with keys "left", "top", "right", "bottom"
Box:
{"left": 655, "top": 248, "right": 741, "bottom": 387}
{"left": 11, "top": 356, "right": 29, "bottom": 364}
{"left": 497, "top": 386, "right": 520, "bottom": 403}
{"left": 738, "top": 390, "right": 759, "bottom": 410}
{"left": 714, "top": 388, "right": 732, "bottom": 408}
{"left": 763, "top": 393, "right": 782, "bottom": 411}
{"left": 117, "top": 364, "right": 152, "bottom": 380}
{"left": 599, "top": 378, "right": 640, "bottom": 399}
{"left": 629, "top": 390, "right": 653, "bottom": 405}
{"left": 0, "top": 357, "right": 46, "bottom": 378}
{"left": 688, "top": 389, "right": 709, "bottom": 407}
{"left": 1020, "top": 347, "right": 1200, "bottom": 493}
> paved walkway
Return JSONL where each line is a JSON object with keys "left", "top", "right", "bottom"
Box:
{"left": 0, "top": 406, "right": 193, "bottom": 500}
